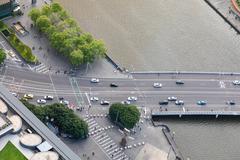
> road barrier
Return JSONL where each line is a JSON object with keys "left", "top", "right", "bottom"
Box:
{"left": 131, "top": 71, "right": 240, "bottom": 75}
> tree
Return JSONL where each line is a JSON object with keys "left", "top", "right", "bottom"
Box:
{"left": 0, "top": 49, "right": 6, "bottom": 64}
{"left": 51, "top": 3, "right": 63, "bottom": 12}
{"left": 0, "top": 21, "right": 4, "bottom": 29}
{"left": 21, "top": 100, "right": 88, "bottom": 139}
{"left": 36, "top": 15, "right": 51, "bottom": 32}
{"left": 28, "top": 8, "right": 41, "bottom": 23}
{"left": 70, "top": 49, "right": 84, "bottom": 66}
{"left": 109, "top": 103, "right": 140, "bottom": 129}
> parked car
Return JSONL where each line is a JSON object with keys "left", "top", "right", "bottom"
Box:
{"left": 153, "top": 82, "right": 162, "bottom": 88}
{"left": 100, "top": 100, "right": 110, "bottom": 105}
{"left": 167, "top": 96, "right": 177, "bottom": 101}
{"left": 197, "top": 100, "right": 207, "bottom": 105}
{"left": 44, "top": 95, "right": 54, "bottom": 100}
{"left": 90, "top": 97, "right": 99, "bottom": 101}
{"left": 175, "top": 100, "right": 184, "bottom": 105}
{"left": 232, "top": 80, "right": 240, "bottom": 85}
{"left": 60, "top": 100, "right": 69, "bottom": 106}
{"left": 176, "top": 80, "right": 184, "bottom": 85}
{"left": 121, "top": 101, "right": 131, "bottom": 105}
{"left": 24, "top": 94, "right": 34, "bottom": 99}
{"left": 90, "top": 78, "right": 99, "bottom": 83}
{"left": 37, "top": 99, "right": 46, "bottom": 104}
{"left": 226, "top": 101, "right": 235, "bottom": 105}
{"left": 159, "top": 100, "right": 168, "bottom": 105}
{"left": 110, "top": 83, "right": 118, "bottom": 87}
{"left": 127, "top": 96, "right": 138, "bottom": 101}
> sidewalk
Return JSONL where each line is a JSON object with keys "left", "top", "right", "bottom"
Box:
{"left": 3, "top": 0, "right": 127, "bottom": 78}
{"left": 207, "top": 0, "right": 240, "bottom": 33}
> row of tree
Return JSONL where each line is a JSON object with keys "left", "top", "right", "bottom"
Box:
{"left": 21, "top": 100, "right": 88, "bottom": 139}
{"left": 28, "top": 3, "right": 107, "bottom": 66}
{"left": 109, "top": 103, "right": 140, "bottom": 129}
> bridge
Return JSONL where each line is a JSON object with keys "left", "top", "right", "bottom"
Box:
{"left": 152, "top": 110, "right": 240, "bottom": 119}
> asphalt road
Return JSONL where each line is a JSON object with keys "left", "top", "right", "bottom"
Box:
{"left": 2, "top": 64, "right": 240, "bottom": 111}
{"left": 3, "top": 64, "right": 240, "bottom": 159}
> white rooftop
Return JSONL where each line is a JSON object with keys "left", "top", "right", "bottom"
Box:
{"left": 37, "top": 141, "right": 53, "bottom": 152}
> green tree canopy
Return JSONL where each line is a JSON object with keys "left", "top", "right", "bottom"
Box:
{"left": 109, "top": 103, "right": 140, "bottom": 129}
{"left": 36, "top": 15, "right": 51, "bottom": 32}
{"left": 28, "top": 2, "right": 107, "bottom": 66}
{"left": 21, "top": 100, "right": 88, "bottom": 139}
{"left": 0, "top": 49, "right": 6, "bottom": 64}
{"left": 51, "top": 3, "right": 63, "bottom": 12}
{"left": 28, "top": 8, "right": 41, "bottom": 23}
{"left": 70, "top": 49, "right": 84, "bottom": 66}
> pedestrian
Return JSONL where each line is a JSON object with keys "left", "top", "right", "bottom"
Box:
{"left": 92, "top": 152, "right": 95, "bottom": 156}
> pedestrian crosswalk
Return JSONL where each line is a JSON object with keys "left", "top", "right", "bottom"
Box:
{"left": 85, "top": 118, "right": 129, "bottom": 160}
{"left": 31, "top": 63, "right": 49, "bottom": 74}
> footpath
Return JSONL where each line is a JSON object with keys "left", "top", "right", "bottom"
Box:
{"left": 206, "top": 0, "right": 240, "bottom": 34}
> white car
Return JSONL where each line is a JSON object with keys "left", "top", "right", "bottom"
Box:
{"left": 90, "top": 78, "right": 100, "bottom": 83}
{"left": 11, "top": 92, "right": 18, "bottom": 97}
{"left": 233, "top": 80, "right": 240, "bottom": 85}
{"left": 127, "top": 96, "right": 138, "bottom": 101}
{"left": 90, "top": 97, "right": 99, "bottom": 101}
{"left": 153, "top": 82, "right": 162, "bottom": 88}
{"left": 60, "top": 100, "right": 69, "bottom": 105}
{"left": 37, "top": 99, "right": 46, "bottom": 104}
{"left": 168, "top": 96, "right": 177, "bottom": 101}
{"left": 44, "top": 95, "right": 54, "bottom": 100}
{"left": 100, "top": 100, "right": 110, "bottom": 105}
{"left": 121, "top": 101, "right": 131, "bottom": 105}
{"left": 175, "top": 100, "right": 184, "bottom": 105}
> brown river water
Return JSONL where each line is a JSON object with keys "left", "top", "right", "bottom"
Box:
{"left": 57, "top": 0, "right": 240, "bottom": 159}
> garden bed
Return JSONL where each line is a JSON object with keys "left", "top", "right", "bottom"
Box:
{"left": 0, "top": 21, "right": 37, "bottom": 64}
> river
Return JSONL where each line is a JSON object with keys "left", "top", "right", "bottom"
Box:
{"left": 56, "top": 0, "right": 240, "bottom": 159}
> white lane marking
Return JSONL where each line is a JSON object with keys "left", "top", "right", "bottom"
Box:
{"left": 85, "top": 92, "right": 91, "bottom": 106}
{"left": 183, "top": 107, "right": 186, "bottom": 112}
{"left": 49, "top": 73, "right": 59, "bottom": 100}
{"left": 219, "top": 81, "right": 226, "bottom": 88}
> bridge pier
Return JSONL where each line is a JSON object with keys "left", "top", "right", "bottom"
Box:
{"left": 216, "top": 114, "right": 218, "bottom": 118}
{"left": 179, "top": 114, "right": 182, "bottom": 118}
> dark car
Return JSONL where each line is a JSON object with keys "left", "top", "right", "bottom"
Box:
{"left": 159, "top": 100, "right": 169, "bottom": 105}
{"left": 176, "top": 80, "right": 184, "bottom": 85}
{"left": 59, "top": 97, "right": 64, "bottom": 100}
{"left": 110, "top": 83, "right": 118, "bottom": 87}
{"left": 226, "top": 101, "right": 235, "bottom": 105}
{"left": 197, "top": 100, "right": 207, "bottom": 105}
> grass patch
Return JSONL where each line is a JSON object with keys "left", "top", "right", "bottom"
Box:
{"left": 0, "top": 141, "right": 27, "bottom": 160}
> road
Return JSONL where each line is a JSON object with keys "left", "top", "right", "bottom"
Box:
{"left": 2, "top": 64, "right": 240, "bottom": 111}
{"left": 2, "top": 64, "right": 240, "bottom": 160}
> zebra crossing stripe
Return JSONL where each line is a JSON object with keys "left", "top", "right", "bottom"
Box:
{"left": 113, "top": 153, "right": 124, "bottom": 160}
{"left": 97, "top": 135, "right": 108, "bottom": 143}
{"left": 106, "top": 145, "right": 117, "bottom": 153}
{"left": 99, "top": 137, "right": 110, "bottom": 144}
{"left": 104, "top": 142, "right": 115, "bottom": 150}
{"left": 101, "top": 140, "right": 113, "bottom": 147}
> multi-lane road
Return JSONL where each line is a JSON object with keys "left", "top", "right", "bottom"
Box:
{"left": 2, "top": 63, "right": 240, "bottom": 116}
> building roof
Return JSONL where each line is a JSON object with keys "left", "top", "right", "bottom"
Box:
{"left": 37, "top": 141, "right": 53, "bottom": 152}
{"left": 0, "top": 85, "right": 80, "bottom": 160}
